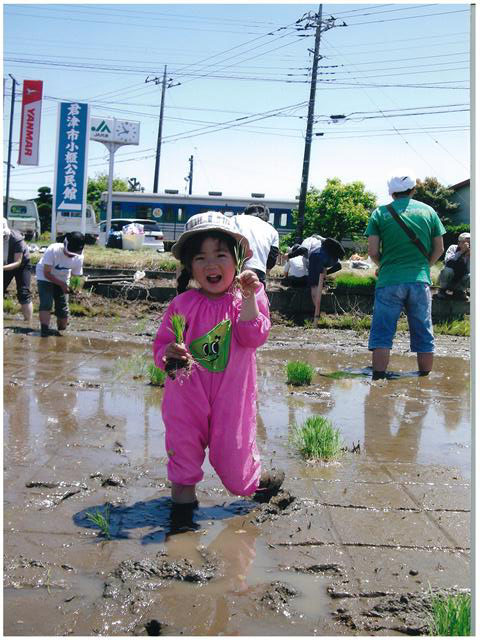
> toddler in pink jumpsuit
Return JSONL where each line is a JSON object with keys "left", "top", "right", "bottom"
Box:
{"left": 153, "top": 212, "right": 282, "bottom": 508}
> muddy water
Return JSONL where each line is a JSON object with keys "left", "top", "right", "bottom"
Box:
{"left": 4, "top": 328, "right": 471, "bottom": 636}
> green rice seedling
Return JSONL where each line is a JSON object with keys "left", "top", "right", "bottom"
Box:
{"left": 69, "top": 302, "right": 96, "bottom": 317}
{"left": 115, "top": 352, "right": 150, "bottom": 380}
{"left": 291, "top": 415, "right": 343, "bottom": 461}
{"left": 321, "top": 371, "right": 364, "bottom": 380}
{"left": 234, "top": 242, "right": 248, "bottom": 275}
{"left": 429, "top": 592, "right": 471, "bottom": 636}
{"left": 435, "top": 318, "right": 470, "bottom": 337}
{"left": 147, "top": 362, "right": 166, "bottom": 386}
{"left": 69, "top": 275, "right": 83, "bottom": 292}
{"left": 166, "top": 313, "right": 192, "bottom": 380}
{"left": 286, "top": 361, "right": 315, "bottom": 386}
{"left": 3, "top": 298, "right": 19, "bottom": 314}
{"left": 333, "top": 274, "right": 377, "bottom": 291}
{"left": 85, "top": 505, "right": 112, "bottom": 539}
{"left": 170, "top": 313, "right": 186, "bottom": 344}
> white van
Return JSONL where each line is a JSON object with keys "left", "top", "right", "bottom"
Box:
{"left": 56, "top": 205, "right": 99, "bottom": 244}
{"left": 4, "top": 198, "right": 41, "bottom": 240}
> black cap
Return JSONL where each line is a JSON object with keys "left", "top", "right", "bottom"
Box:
{"left": 65, "top": 232, "right": 85, "bottom": 254}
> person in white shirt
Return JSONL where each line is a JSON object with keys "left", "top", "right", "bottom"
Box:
{"left": 283, "top": 244, "right": 308, "bottom": 287}
{"left": 36, "top": 232, "right": 85, "bottom": 337}
{"left": 232, "top": 204, "right": 279, "bottom": 285}
{"left": 289, "top": 235, "right": 344, "bottom": 305}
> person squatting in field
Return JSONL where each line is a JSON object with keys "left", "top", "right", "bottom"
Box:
{"left": 153, "top": 212, "right": 284, "bottom": 525}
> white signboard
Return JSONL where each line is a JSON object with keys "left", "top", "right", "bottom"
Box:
{"left": 90, "top": 117, "right": 140, "bottom": 145}
{"left": 90, "top": 117, "right": 114, "bottom": 142}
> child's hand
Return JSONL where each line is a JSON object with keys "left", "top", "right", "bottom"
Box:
{"left": 163, "top": 341, "right": 189, "bottom": 363}
{"left": 238, "top": 269, "right": 261, "bottom": 298}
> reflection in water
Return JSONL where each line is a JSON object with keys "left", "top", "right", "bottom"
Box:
{"left": 364, "top": 384, "right": 427, "bottom": 463}
{"left": 165, "top": 518, "right": 258, "bottom": 634}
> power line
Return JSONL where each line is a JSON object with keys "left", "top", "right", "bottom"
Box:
{"left": 346, "top": 7, "right": 469, "bottom": 27}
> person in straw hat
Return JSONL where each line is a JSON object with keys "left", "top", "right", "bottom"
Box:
{"left": 153, "top": 212, "right": 284, "bottom": 532}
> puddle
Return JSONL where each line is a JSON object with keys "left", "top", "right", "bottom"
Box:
{"left": 3, "top": 329, "right": 471, "bottom": 635}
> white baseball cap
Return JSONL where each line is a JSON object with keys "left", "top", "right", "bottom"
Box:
{"left": 387, "top": 171, "right": 416, "bottom": 196}
{"left": 171, "top": 211, "right": 249, "bottom": 260}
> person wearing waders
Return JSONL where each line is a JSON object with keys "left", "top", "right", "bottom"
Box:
{"left": 153, "top": 212, "right": 284, "bottom": 533}
{"left": 366, "top": 170, "right": 445, "bottom": 379}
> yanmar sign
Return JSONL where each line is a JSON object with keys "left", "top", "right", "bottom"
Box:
{"left": 18, "top": 80, "right": 43, "bottom": 166}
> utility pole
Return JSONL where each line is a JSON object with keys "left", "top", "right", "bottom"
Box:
{"left": 4, "top": 74, "right": 18, "bottom": 218}
{"left": 294, "top": 7, "right": 345, "bottom": 242}
{"left": 295, "top": 5, "right": 323, "bottom": 243}
{"left": 153, "top": 66, "right": 166, "bottom": 193}
{"left": 187, "top": 155, "right": 193, "bottom": 194}
{"left": 146, "top": 68, "right": 181, "bottom": 193}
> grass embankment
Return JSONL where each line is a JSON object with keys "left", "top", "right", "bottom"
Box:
{"left": 304, "top": 314, "right": 470, "bottom": 336}
{"left": 28, "top": 244, "right": 178, "bottom": 271}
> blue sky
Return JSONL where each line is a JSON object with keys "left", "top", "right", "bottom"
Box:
{"left": 3, "top": 3, "right": 471, "bottom": 205}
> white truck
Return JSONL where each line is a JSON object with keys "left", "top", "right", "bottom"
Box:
{"left": 55, "top": 205, "right": 99, "bottom": 244}
{"left": 4, "top": 198, "right": 41, "bottom": 240}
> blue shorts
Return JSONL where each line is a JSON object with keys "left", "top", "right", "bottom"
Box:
{"left": 368, "top": 283, "right": 434, "bottom": 353}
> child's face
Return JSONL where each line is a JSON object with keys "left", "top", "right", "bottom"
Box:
{"left": 191, "top": 236, "right": 236, "bottom": 298}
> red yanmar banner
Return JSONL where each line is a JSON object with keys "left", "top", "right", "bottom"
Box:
{"left": 18, "top": 80, "right": 43, "bottom": 166}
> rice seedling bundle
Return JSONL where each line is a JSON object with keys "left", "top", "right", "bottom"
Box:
{"left": 291, "top": 416, "right": 343, "bottom": 461}
{"left": 286, "top": 361, "right": 314, "bottom": 386}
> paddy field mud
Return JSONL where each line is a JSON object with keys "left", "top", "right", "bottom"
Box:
{"left": 3, "top": 307, "right": 471, "bottom": 636}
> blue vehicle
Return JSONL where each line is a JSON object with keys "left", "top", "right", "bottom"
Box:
{"left": 100, "top": 192, "right": 298, "bottom": 248}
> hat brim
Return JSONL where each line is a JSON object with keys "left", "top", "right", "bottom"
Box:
{"left": 171, "top": 224, "right": 250, "bottom": 260}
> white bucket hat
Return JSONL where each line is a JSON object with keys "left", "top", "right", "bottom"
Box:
{"left": 387, "top": 170, "right": 416, "bottom": 196}
{"left": 171, "top": 211, "right": 250, "bottom": 260}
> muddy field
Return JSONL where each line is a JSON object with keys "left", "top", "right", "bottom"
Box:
{"left": 3, "top": 300, "right": 471, "bottom": 636}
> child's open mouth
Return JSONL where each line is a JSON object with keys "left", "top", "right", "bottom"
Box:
{"left": 206, "top": 274, "right": 222, "bottom": 284}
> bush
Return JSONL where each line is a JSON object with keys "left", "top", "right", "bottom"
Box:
{"left": 291, "top": 415, "right": 343, "bottom": 461}
{"left": 286, "top": 361, "right": 314, "bottom": 386}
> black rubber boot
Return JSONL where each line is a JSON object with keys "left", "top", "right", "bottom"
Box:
{"left": 372, "top": 371, "right": 387, "bottom": 380}
{"left": 40, "top": 324, "right": 50, "bottom": 338}
{"left": 168, "top": 500, "right": 199, "bottom": 535}
{"left": 252, "top": 469, "right": 285, "bottom": 503}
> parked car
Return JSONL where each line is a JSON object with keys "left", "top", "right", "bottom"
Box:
{"left": 56, "top": 204, "right": 99, "bottom": 244}
{"left": 98, "top": 218, "right": 164, "bottom": 251}
{"left": 4, "top": 198, "right": 41, "bottom": 240}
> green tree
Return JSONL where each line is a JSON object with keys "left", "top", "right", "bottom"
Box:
{"left": 35, "top": 186, "right": 52, "bottom": 233}
{"left": 300, "top": 178, "right": 377, "bottom": 240}
{"left": 414, "top": 177, "right": 459, "bottom": 223}
{"left": 87, "top": 173, "right": 129, "bottom": 214}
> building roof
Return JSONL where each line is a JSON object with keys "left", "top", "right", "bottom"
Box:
{"left": 449, "top": 179, "right": 470, "bottom": 191}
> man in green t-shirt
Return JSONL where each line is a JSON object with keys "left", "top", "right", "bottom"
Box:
{"left": 365, "top": 171, "right": 445, "bottom": 379}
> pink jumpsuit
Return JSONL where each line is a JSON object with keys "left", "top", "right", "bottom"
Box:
{"left": 153, "top": 287, "right": 270, "bottom": 496}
